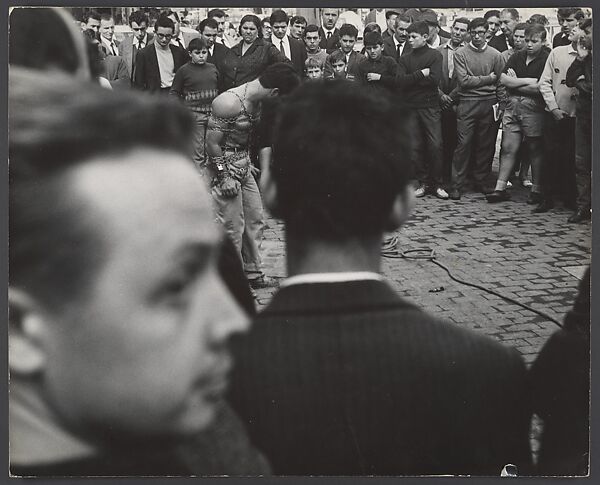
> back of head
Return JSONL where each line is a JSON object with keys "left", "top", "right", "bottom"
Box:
{"left": 9, "top": 7, "right": 91, "bottom": 79}
{"left": 9, "top": 67, "right": 194, "bottom": 311}
{"left": 271, "top": 81, "right": 412, "bottom": 242}
{"left": 258, "top": 62, "right": 301, "bottom": 94}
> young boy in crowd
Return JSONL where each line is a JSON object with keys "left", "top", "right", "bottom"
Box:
{"left": 303, "top": 24, "right": 328, "bottom": 67}
{"left": 396, "top": 21, "right": 447, "bottom": 199}
{"left": 324, "top": 50, "right": 348, "bottom": 80}
{"left": 305, "top": 56, "right": 324, "bottom": 80}
{"left": 357, "top": 31, "right": 398, "bottom": 95}
{"left": 486, "top": 23, "right": 549, "bottom": 205}
{"left": 170, "top": 37, "right": 219, "bottom": 172}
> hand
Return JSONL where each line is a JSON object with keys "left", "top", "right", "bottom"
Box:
{"left": 217, "top": 177, "right": 241, "bottom": 198}
{"left": 440, "top": 94, "right": 453, "bottom": 110}
{"left": 506, "top": 69, "right": 516, "bottom": 78}
{"left": 551, "top": 108, "right": 568, "bottom": 121}
{"left": 421, "top": 67, "right": 430, "bottom": 77}
{"left": 366, "top": 72, "right": 381, "bottom": 81}
{"left": 250, "top": 164, "right": 261, "bottom": 177}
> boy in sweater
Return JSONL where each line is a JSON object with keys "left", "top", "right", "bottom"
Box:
{"left": 170, "top": 37, "right": 219, "bottom": 171}
{"left": 358, "top": 31, "right": 398, "bottom": 95}
{"left": 396, "top": 21, "right": 447, "bottom": 199}
{"left": 449, "top": 17, "right": 505, "bottom": 200}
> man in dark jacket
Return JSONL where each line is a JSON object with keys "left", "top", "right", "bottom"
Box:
{"left": 318, "top": 7, "right": 340, "bottom": 53}
{"left": 228, "top": 80, "right": 532, "bottom": 476}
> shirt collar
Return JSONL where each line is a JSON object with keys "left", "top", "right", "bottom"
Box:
{"left": 444, "top": 41, "right": 463, "bottom": 50}
{"left": 280, "top": 271, "right": 383, "bottom": 288}
{"left": 469, "top": 41, "right": 487, "bottom": 52}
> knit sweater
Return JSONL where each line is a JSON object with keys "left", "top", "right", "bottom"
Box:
{"left": 357, "top": 54, "right": 398, "bottom": 95}
{"left": 453, "top": 43, "right": 505, "bottom": 101}
{"left": 228, "top": 280, "right": 532, "bottom": 476}
{"left": 170, "top": 62, "right": 219, "bottom": 114}
{"left": 396, "top": 45, "right": 442, "bottom": 107}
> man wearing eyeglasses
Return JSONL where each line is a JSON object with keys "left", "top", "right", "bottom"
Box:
{"left": 134, "top": 15, "right": 187, "bottom": 93}
{"left": 448, "top": 18, "right": 505, "bottom": 200}
{"left": 119, "top": 10, "right": 154, "bottom": 83}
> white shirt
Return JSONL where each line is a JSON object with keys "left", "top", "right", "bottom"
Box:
{"left": 134, "top": 33, "right": 148, "bottom": 50}
{"left": 275, "top": 35, "right": 291, "bottom": 60}
{"left": 155, "top": 45, "right": 175, "bottom": 88}
{"left": 322, "top": 26, "right": 336, "bottom": 40}
{"left": 101, "top": 37, "right": 118, "bottom": 56}
{"left": 393, "top": 36, "right": 408, "bottom": 56}
{"left": 280, "top": 272, "right": 383, "bottom": 288}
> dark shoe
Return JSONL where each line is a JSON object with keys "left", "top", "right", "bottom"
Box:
{"left": 448, "top": 189, "right": 461, "bottom": 200}
{"left": 248, "top": 275, "right": 280, "bottom": 289}
{"left": 486, "top": 190, "right": 510, "bottom": 203}
{"left": 567, "top": 209, "right": 591, "bottom": 223}
{"left": 532, "top": 199, "right": 554, "bottom": 213}
{"left": 526, "top": 192, "right": 543, "bottom": 205}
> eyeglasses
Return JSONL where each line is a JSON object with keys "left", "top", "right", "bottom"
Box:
{"left": 156, "top": 33, "right": 173, "bottom": 39}
{"left": 470, "top": 30, "right": 487, "bottom": 37}
{"left": 132, "top": 26, "right": 147, "bottom": 32}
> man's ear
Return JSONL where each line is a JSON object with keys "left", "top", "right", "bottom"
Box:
{"left": 384, "top": 187, "right": 414, "bottom": 231}
{"left": 269, "top": 87, "right": 280, "bottom": 97}
{"left": 9, "top": 288, "right": 48, "bottom": 376}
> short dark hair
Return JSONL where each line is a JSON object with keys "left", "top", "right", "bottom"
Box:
{"left": 99, "top": 13, "right": 113, "bottom": 23}
{"left": 513, "top": 22, "right": 528, "bottom": 34}
{"left": 290, "top": 15, "right": 307, "bottom": 26}
{"left": 188, "top": 36, "right": 208, "bottom": 51}
{"left": 271, "top": 80, "right": 411, "bottom": 242}
{"left": 524, "top": 23, "right": 547, "bottom": 40}
{"left": 238, "top": 14, "right": 262, "bottom": 38}
{"left": 261, "top": 17, "right": 271, "bottom": 28}
{"left": 155, "top": 15, "right": 175, "bottom": 32}
{"left": 197, "top": 17, "right": 218, "bottom": 33}
{"left": 128, "top": 10, "right": 148, "bottom": 27}
{"left": 328, "top": 50, "right": 346, "bottom": 64}
{"left": 484, "top": 10, "right": 501, "bottom": 20}
{"left": 270, "top": 9, "right": 289, "bottom": 25}
{"left": 305, "top": 57, "right": 322, "bottom": 69}
{"left": 9, "top": 67, "right": 194, "bottom": 312}
{"left": 363, "top": 22, "right": 382, "bottom": 35}
{"left": 364, "top": 31, "right": 383, "bottom": 46}
{"left": 453, "top": 17, "right": 470, "bottom": 27}
{"left": 469, "top": 17, "right": 489, "bottom": 32}
{"left": 304, "top": 24, "right": 319, "bottom": 37}
{"left": 396, "top": 14, "right": 412, "bottom": 26}
{"left": 385, "top": 10, "right": 399, "bottom": 20}
{"left": 501, "top": 8, "right": 520, "bottom": 21}
{"left": 84, "top": 10, "right": 101, "bottom": 23}
{"left": 339, "top": 23, "right": 358, "bottom": 39}
{"left": 557, "top": 8, "right": 584, "bottom": 20}
{"left": 407, "top": 21, "right": 429, "bottom": 37}
{"left": 207, "top": 9, "right": 226, "bottom": 19}
{"left": 527, "top": 14, "right": 549, "bottom": 26}
{"left": 258, "top": 62, "right": 301, "bottom": 95}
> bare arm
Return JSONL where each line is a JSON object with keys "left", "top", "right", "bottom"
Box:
{"left": 500, "top": 73, "right": 538, "bottom": 88}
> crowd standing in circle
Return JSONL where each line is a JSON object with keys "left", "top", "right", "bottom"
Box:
{"left": 8, "top": 5, "right": 592, "bottom": 478}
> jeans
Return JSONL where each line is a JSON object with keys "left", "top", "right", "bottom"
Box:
{"left": 191, "top": 111, "right": 209, "bottom": 171}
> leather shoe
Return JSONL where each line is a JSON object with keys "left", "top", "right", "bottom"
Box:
{"left": 567, "top": 209, "right": 591, "bottom": 223}
{"left": 448, "top": 189, "right": 461, "bottom": 200}
{"left": 532, "top": 199, "right": 554, "bottom": 213}
{"left": 474, "top": 184, "right": 494, "bottom": 195}
{"left": 486, "top": 190, "right": 510, "bottom": 203}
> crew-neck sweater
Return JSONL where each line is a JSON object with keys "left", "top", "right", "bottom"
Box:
{"left": 170, "top": 62, "right": 219, "bottom": 113}
{"left": 453, "top": 43, "right": 505, "bottom": 100}
{"left": 396, "top": 45, "right": 442, "bottom": 107}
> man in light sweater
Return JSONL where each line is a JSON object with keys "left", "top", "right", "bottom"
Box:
{"left": 449, "top": 17, "right": 505, "bottom": 200}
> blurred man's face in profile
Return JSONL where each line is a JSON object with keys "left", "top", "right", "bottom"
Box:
{"left": 86, "top": 17, "right": 100, "bottom": 33}
{"left": 38, "top": 149, "right": 248, "bottom": 437}
{"left": 99, "top": 17, "right": 114, "bottom": 41}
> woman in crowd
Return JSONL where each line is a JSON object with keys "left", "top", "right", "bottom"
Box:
{"left": 220, "top": 14, "right": 288, "bottom": 91}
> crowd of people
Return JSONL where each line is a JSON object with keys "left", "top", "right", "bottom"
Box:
{"left": 8, "top": 6, "right": 591, "bottom": 478}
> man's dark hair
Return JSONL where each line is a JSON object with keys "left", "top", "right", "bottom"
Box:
{"left": 453, "top": 17, "right": 470, "bottom": 27}
{"left": 258, "top": 62, "right": 300, "bottom": 95}
{"left": 339, "top": 23, "right": 358, "bottom": 39}
{"left": 290, "top": 15, "right": 307, "bottom": 26}
{"left": 385, "top": 10, "right": 399, "bottom": 20}
{"left": 363, "top": 22, "right": 382, "bottom": 35}
{"left": 188, "top": 36, "right": 208, "bottom": 52}
{"left": 270, "top": 9, "right": 289, "bottom": 25}
{"left": 527, "top": 14, "right": 549, "bottom": 26}
{"left": 557, "top": 7, "right": 585, "bottom": 20}
{"left": 513, "top": 22, "right": 528, "bottom": 34}
{"left": 501, "top": 8, "right": 520, "bottom": 21}
{"left": 484, "top": 10, "right": 501, "bottom": 20}
{"left": 271, "top": 80, "right": 411, "bottom": 242}
{"left": 84, "top": 10, "right": 101, "bottom": 23}
{"left": 261, "top": 17, "right": 271, "bottom": 28}
{"left": 407, "top": 21, "right": 429, "bottom": 36}
{"left": 128, "top": 10, "right": 148, "bottom": 27}
{"left": 207, "top": 8, "right": 226, "bottom": 19}
{"left": 155, "top": 15, "right": 175, "bottom": 32}
{"left": 524, "top": 23, "right": 547, "bottom": 41}
{"left": 396, "top": 14, "right": 412, "bottom": 26}
{"left": 9, "top": 67, "right": 194, "bottom": 312}
{"left": 304, "top": 24, "right": 319, "bottom": 37}
{"left": 198, "top": 17, "right": 218, "bottom": 33}
{"left": 469, "top": 17, "right": 489, "bottom": 32}
{"left": 364, "top": 31, "right": 383, "bottom": 46}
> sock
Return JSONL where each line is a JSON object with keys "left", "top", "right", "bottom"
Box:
{"left": 495, "top": 180, "right": 508, "bottom": 191}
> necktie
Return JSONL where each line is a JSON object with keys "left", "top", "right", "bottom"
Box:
{"left": 177, "top": 38, "right": 185, "bottom": 50}
{"left": 326, "top": 31, "right": 331, "bottom": 41}
{"left": 396, "top": 43, "right": 401, "bottom": 59}
{"left": 280, "top": 40, "right": 285, "bottom": 55}
{"left": 110, "top": 43, "right": 117, "bottom": 56}
{"left": 448, "top": 48, "right": 455, "bottom": 79}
